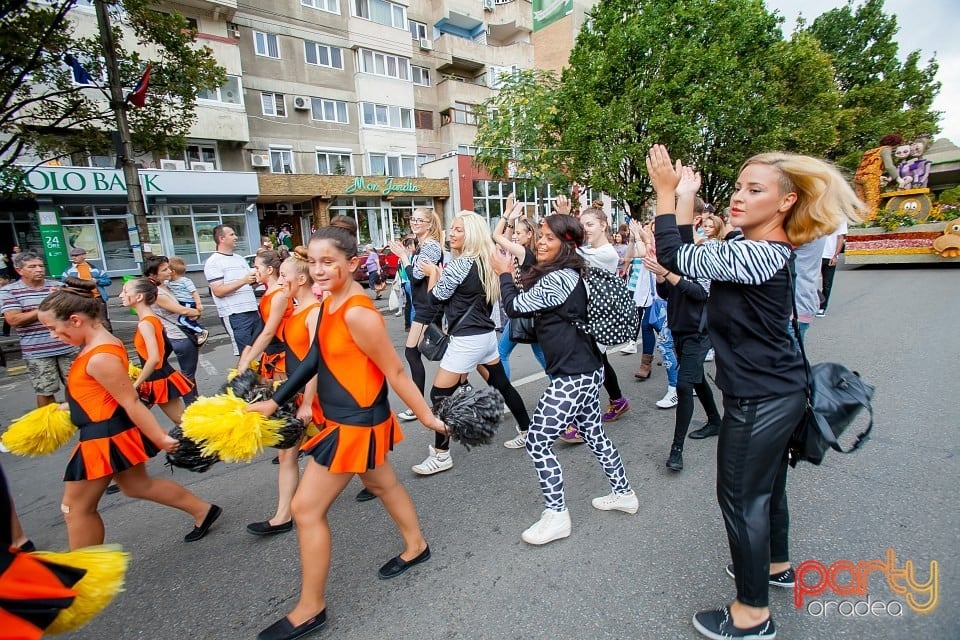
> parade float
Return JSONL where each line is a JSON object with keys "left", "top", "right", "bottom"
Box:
{"left": 846, "top": 136, "right": 960, "bottom": 264}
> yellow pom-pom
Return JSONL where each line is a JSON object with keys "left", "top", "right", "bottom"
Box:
{"left": 128, "top": 363, "right": 142, "bottom": 381}
{"left": 181, "top": 392, "right": 283, "bottom": 462}
{"left": 32, "top": 544, "right": 130, "bottom": 634}
{"left": 1, "top": 404, "right": 77, "bottom": 456}
{"left": 226, "top": 368, "right": 239, "bottom": 382}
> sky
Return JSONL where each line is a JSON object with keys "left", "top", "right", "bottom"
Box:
{"left": 765, "top": 0, "right": 960, "bottom": 143}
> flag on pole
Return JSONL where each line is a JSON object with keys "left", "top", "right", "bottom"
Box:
{"left": 64, "top": 54, "right": 93, "bottom": 85}
{"left": 126, "top": 63, "right": 153, "bottom": 108}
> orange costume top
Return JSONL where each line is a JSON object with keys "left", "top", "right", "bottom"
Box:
{"left": 276, "top": 295, "right": 402, "bottom": 473}
{"left": 258, "top": 287, "right": 294, "bottom": 379}
{"left": 133, "top": 315, "right": 193, "bottom": 406}
{"left": 283, "top": 300, "right": 324, "bottom": 426}
{"left": 64, "top": 343, "right": 159, "bottom": 481}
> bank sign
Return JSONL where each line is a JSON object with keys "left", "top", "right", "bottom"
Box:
{"left": 16, "top": 166, "right": 260, "bottom": 198}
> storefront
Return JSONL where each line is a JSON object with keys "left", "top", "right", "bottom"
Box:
{"left": 16, "top": 166, "right": 260, "bottom": 276}
{"left": 258, "top": 174, "right": 450, "bottom": 248}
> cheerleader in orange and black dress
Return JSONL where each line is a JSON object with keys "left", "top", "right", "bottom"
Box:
{"left": 249, "top": 218, "right": 447, "bottom": 640}
{"left": 237, "top": 250, "right": 293, "bottom": 380}
{"left": 36, "top": 279, "right": 220, "bottom": 550}
{"left": 244, "top": 247, "right": 320, "bottom": 537}
{"left": 120, "top": 278, "right": 194, "bottom": 427}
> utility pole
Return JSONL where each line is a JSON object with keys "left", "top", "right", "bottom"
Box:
{"left": 94, "top": 0, "right": 151, "bottom": 262}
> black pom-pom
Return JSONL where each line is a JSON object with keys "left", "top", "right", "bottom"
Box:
{"left": 273, "top": 411, "right": 306, "bottom": 449}
{"left": 217, "top": 369, "right": 259, "bottom": 398}
{"left": 434, "top": 387, "right": 503, "bottom": 450}
{"left": 165, "top": 425, "right": 219, "bottom": 473}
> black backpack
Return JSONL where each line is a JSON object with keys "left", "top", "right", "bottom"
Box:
{"left": 572, "top": 267, "right": 639, "bottom": 347}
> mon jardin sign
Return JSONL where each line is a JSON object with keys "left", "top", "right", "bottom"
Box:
{"left": 345, "top": 176, "right": 421, "bottom": 196}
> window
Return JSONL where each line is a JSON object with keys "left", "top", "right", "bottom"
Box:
{"left": 270, "top": 147, "right": 294, "bottom": 174}
{"left": 305, "top": 42, "right": 344, "bottom": 69}
{"left": 416, "top": 153, "right": 436, "bottom": 167}
{"left": 360, "top": 102, "right": 413, "bottom": 129}
{"left": 254, "top": 31, "right": 280, "bottom": 58}
{"left": 414, "top": 109, "right": 433, "bottom": 130}
{"left": 302, "top": 0, "right": 339, "bottom": 14}
{"left": 316, "top": 150, "right": 353, "bottom": 175}
{"left": 409, "top": 20, "right": 427, "bottom": 40}
{"left": 261, "top": 92, "right": 286, "bottom": 117}
{"left": 458, "top": 144, "right": 478, "bottom": 155}
{"left": 186, "top": 143, "right": 218, "bottom": 168}
{"left": 358, "top": 49, "right": 410, "bottom": 80}
{"left": 197, "top": 75, "right": 243, "bottom": 105}
{"left": 454, "top": 102, "right": 476, "bottom": 125}
{"left": 311, "top": 98, "right": 349, "bottom": 123}
{"left": 411, "top": 66, "right": 430, "bottom": 86}
{"left": 354, "top": 0, "right": 405, "bottom": 29}
{"left": 368, "top": 154, "right": 417, "bottom": 177}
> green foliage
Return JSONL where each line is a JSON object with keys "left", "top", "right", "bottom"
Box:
{"left": 937, "top": 186, "right": 960, "bottom": 206}
{"left": 474, "top": 70, "right": 567, "bottom": 188}
{"left": 0, "top": 0, "right": 225, "bottom": 182}
{"left": 871, "top": 208, "right": 917, "bottom": 231}
{"left": 802, "top": 0, "right": 941, "bottom": 170}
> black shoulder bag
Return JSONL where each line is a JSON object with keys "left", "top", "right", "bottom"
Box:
{"left": 508, "top": 257, "right": 538, "bottom": 344}
{"left": 418, "top": 302, "right": 476, "bottom": 362}
{"left": 787, "top": 260, "right": 875, "bottom": 467}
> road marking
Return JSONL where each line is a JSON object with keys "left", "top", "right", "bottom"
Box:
{"left": 511, "top": 371, "right": 547, "bottom": 387}
{"left": 199, "top": 357, "right": 219, "bottom": 376}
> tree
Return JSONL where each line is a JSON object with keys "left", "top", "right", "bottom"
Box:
{"left": 0, "top": 0, "right": 225, "bottom": 185}
{"left": 803, "top": 0, "right": 941, "bottom": 170}
{"left": 554, "top": 0, "right": 841, "bottom": 210}
{"left": 473, "top": 69, "right": 569, "bottom": 190}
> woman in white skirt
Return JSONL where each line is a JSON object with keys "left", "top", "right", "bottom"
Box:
{"left": 412, "top": 211, "right": 530, "bottom": 475}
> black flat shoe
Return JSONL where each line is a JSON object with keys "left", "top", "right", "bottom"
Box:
{"left": 689, "top": 421, "right": 720, "bottom": 439}
{"left": 184, "top": 504, "right": 222, "bottom": 542}
{"left": 355, "top": 488, "right": 377, "bottom": 503}
{"left": 247, "top": 520, "right": 294, "bottom": 536}
{"left": 17, "top": 540, "right": 35, "bottom": 552}
{"left": 378, "top": 545, "right": 430, "bottom": 579}
{"left": 106, "top": 483, "right": 121, "bottom": 495}
{"left": 257, "top": 610, "right": 327, "bottom": 640}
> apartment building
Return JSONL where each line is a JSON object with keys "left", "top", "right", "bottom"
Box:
{"left": 9, "top": 0, "right": 261, "bottom": 276}
{"left": 233, "top": 0, "right": 535, "bottom": 246}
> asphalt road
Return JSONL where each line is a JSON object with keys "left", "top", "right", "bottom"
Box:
{"left": 1, "top": 264, "right": 956, "bottom": 639}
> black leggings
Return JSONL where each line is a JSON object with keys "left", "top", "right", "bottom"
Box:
{"left": 673, "top": 380, "right": 721, "bottom": 448}
{"left": 717, "top": 391, "right": 805, "bottom": 607}
{"left": 600, "top": 351, "right": 622, "bottom": 401}
{"left": 432, "top": 361, "right": 530, "bottom": 449}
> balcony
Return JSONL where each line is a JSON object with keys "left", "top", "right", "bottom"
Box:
{"left": 436, "top": 76, "right": 493, "bottom": 109}
{"left": 433, "top": 33, "right": 487, "bottom": 73}
{"left": 487, "top": 0, "right": 533, "bottom": 40}
{"left": 191, "top": 104, "right": 249, "bottom": 142}
{"left": 172, "top": 0, "right": 237, "bottom": 20}
{"left": 437, "top": 122, "right": 478, "bottom": 151}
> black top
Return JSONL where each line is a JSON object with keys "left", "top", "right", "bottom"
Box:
{"left": 430, "top": 257, "right": 495, "bottom": 336}
{"left": 500, "top": 268, "right": 602, "bottom": 377}
{"left": 656, "top": 224, "right": 710, "bottom": 336}
{"left": 406, "top": 239, "right": 443, "bottom": 321}
{"left": 655, "top": 214, "right": 805, "bottom": 399}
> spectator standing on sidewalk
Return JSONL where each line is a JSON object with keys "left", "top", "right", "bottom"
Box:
{"left": 0, "top": 251, "right": 77, "bottom": 407}
{"left": 817, "top": 220, "right": 847, "bottom": 317}
{"left": 62, "top": 247, "right": 112, "bottom": 331}
{"left": 364, "top": 245, "right": 383, "bottom": 300}
{"left": 204, "top": 225, "right": 262, "bottom": 351}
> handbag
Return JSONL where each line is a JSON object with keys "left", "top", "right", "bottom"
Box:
{"left": 417, "top": 302, "right": 476, "bottom": 362}
{"left": 786, "top": 260, "right": 874, "bottom": 466}
{"left": 508, "top": 257, "right": 538, "bottom": 344}
{"left": 373, "top": 273, "right": 387, "bottom": 292}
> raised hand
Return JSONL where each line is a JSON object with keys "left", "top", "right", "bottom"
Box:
{"left": 646, "top": 144, "right": 682, "bottom": 195}
{"left": 677, "top": 165, "right": 702, "bottom": 198}
{"left": 491, "top": 246, "right": 513, "bottom": 275}
{"left": 552, "top": 194, "right": 571, "bottom": 216}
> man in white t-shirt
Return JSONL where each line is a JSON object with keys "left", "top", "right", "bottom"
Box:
{"left": 817, "top": 219, "right": 848, "bottom": 317}
{"left": 204, "top": 225, "right": 262, "bottom": 350}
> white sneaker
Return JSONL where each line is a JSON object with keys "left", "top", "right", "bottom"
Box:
{"left": 521, "top": 508, "right": 571, "bottom": 545}
{"left": 656, "top": 387, "right": 678, "bottom": 409}
{"left": 619, "top": 340, "right": 637, "bottom": 355}
{"left": 396, "top": 409, "right": 417, "bottom": 422}
{"left": 503, "top": 430, "right": 527, "bottom": 449}
{"left": 592, "top": 490, "right": 639, "bottom": 514}
{"left": 704, "top": 348, "right": 714, "bottom": 362}
{"left": 411, "top": 446, "right": 453, "bottom": 475}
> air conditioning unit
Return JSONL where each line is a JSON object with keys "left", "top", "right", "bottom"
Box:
{"left": 276, "top": 202, "right": 293, "bottom": 216}
{"left": 483, "top": 0, "right": 494, "bottom": 11}
{"left": 190, "top": 161, "right": 215, "bottom": 171}
{"left": 419, "top": 38, "right": 433, "bottom": 51}
{"left": 293, "top": 95, "right": 311, "bottom": 110}
{"left": 160, "top": 159, "right": 186, "bottom": 171}
{"left": 251, "top": 154, "right": 271, "bottom": 168}
{"left": 227, "top": 23, "right": 240, "bottom": 39}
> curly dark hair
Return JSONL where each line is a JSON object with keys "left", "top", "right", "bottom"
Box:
{"left": 522, "top": 214, "right": 586, "bottom": 288}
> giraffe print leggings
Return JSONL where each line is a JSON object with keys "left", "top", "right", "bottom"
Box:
{"left": 526, "top": 368, "right": 632, "bottom": 511}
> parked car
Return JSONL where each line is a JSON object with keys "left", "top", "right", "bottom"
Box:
{"left": 244, "top": 254, "right": 267, "bottom": 297}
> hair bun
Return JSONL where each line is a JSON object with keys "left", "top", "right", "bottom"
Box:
{"left": 292, "top": 246, "right": 309, "bottom": 261}
{"left": 329, "top": 215, "right": 358, "bottom": 234}
{"left": 61, "top": 276, "right": 97, "bottom": 296}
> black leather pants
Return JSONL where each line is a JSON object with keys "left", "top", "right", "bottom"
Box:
{"left": 717, "top": 390, "right": 806, "bottom": 607}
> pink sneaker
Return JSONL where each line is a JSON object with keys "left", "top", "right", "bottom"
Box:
{"left": 602, "top": 397, "right": 630, "bottom": 422}
{"left": 558, "top": 425, "right": 583, "bottom": 443}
